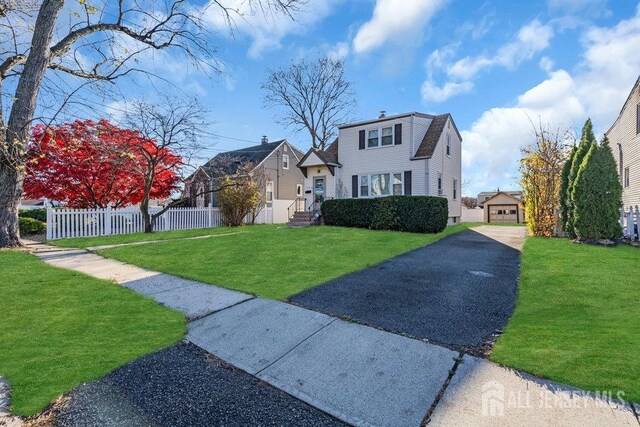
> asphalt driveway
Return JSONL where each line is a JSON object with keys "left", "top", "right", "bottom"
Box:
{"left": 290, "top": 226, "right": 526, "bottom": 350}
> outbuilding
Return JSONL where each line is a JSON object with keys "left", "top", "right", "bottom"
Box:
{"left": 483, "top": 191, "right": 525, "bottom": 224}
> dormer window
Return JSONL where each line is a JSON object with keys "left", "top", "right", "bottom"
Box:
{"left": 367, "top": 126, "right": 393, "bottom": 148}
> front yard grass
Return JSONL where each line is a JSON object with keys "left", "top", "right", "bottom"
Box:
{"left": 0, "top": 251, "right": 185, "bottom": 416}
{"left": 96, "top": 224, "right": 473, "bottom": 299}
{"left": 492, "top": 237, "right": 640, "bottom": 403}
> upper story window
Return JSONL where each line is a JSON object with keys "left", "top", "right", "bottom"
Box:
{"left": 446, "top": 134, "right": 451, "bottom": 156}
{"left": 624, "top": 167, "right": 630, "bottom": 188}
{"left": 453, "top": 178, "right": 457, "bottom": 200}
{"left": 367, "top": 126, "right": 393, "bottom": 148}
{"left": 282, "top": 154, "right": 289, "bottom": 170}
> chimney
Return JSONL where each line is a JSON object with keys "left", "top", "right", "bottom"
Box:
{"left": 261, "top": 135, "right": 268, "bottom": 145}
{"left": 379, "top": 110, "right": 386, "bottom": 119}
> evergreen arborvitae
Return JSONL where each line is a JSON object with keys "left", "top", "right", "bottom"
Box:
{"left": 567, "top": 119, "right": 596, "bottom": 237}
{"left": 572, "top": 137, "right": 623, "bottom": 240}
{"left": 559, "top": 145, "right": 576, "bottom": 233}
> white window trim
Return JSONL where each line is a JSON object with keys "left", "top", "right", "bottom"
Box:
{"left": 446, "top": 134, "right": 451, "bottom": 157}
{"left": 282, "top": 154, "right": 289, "bottom": 170}
{"left": 624, "top": 166, "right": 630, "bottom": 188}
{"left": 437, "top": 173, "right": 443, "bottom": 196}
{"left": 357, "top": 171, "right": 404, "bottom": 198}
{"left": 365, "top": 125, "right": 395, "bottom": 149}
{"left": 266, "top": 181, "right": 274, "bottom": 202}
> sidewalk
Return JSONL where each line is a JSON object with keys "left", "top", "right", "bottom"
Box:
{"left": 25, "top": 241, "right": 640, "bottom": 426}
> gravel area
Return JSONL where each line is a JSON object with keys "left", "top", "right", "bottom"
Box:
{"left": 290, "top": 228, "right": 522, "bottom": 352}
{"left": 49, "top": 343, "right": 345, "bottom": 427}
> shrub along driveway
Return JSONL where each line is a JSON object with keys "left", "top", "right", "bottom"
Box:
{"left": 290, "top": 226, "right": 526, "bottom": 351}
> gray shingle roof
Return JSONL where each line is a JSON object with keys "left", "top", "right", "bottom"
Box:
{"left": 414, "top": 114, "right": 451, "bottom": 158}
{"left": 199, "top": 140, "right": 285, "bottom": 178}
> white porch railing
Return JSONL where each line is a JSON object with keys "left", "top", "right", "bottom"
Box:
{"left": 46, "top": 205, "right": 273, "bottom": 240}
{"left": 621, "top": 205, "right": 639, "bottom": 240}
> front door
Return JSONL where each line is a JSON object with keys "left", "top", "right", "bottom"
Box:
{"left": 313, "top": 177, "right": 325, "bottom": 208}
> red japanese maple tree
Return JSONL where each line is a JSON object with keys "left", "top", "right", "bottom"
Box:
{"left": 24, "top": 119, "right": 181, "bottom": 208}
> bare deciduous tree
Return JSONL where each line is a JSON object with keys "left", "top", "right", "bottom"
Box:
{"left": 0, "top": 0, "right": 302, "bottom": 247}
{"left": 123, "top": 98, "right": 209, "bottom": 233}
{"left": 262, "top": 56, "right": 355, "bottom": 150}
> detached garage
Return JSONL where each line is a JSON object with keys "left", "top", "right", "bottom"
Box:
{"left": 483, "top": 192, "right": 525, "bottom": 224}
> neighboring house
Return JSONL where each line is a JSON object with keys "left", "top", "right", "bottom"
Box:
{"left": 296, "top": 111, "right": 462, "bottom": 224}
{"left": 482, "top": 192, "right": 526, "bottom": 224}
{"left": 476, "top": 190, "right": 523, "bottom": 208}
{"left": 184, "top": 137, "right": 305, "bottom": 208}
{"left": 605, "top": 75, "right": 640, "bottom": 208}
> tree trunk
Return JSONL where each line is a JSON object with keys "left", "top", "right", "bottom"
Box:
{"left": 0, "top": 166, "right": 23, "bottom": 247}
{"left": 0, "top": 0, "right": 64, "bottom": 248}
{"left": 140, "top": 197, "right": 154, "bottom": 233}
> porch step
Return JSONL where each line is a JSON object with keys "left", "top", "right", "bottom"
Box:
{"left": 287, "top": 211, "right": 321, "bottom": 227}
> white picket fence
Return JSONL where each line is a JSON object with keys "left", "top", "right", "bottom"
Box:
{"left": 621, "top": 205, "right": 639, "bottom": 240}
{"left": 46, "top": 205, "right": 272, "bottom": 240}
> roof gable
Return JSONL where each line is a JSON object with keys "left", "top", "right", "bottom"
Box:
{"left": 606, "top": 74, "right": 640, "bottom": 135}
{"left": 483, "top": 191, "right": 523, "bottom": 205}
{"left": 201, "top": 140, "right": 285, "bottom": 177}
{"left": 414, "top": 114, "right": 460, "bottom": 158}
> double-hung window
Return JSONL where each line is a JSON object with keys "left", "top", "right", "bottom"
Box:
{"left": 282, "top": 154, "right": 289, "bottom": 169}
{"left": 453, "top": 178, "right": 457, "bottom": 200}
{"left": 446, "top": 134, "right": 451, "bottom": 156}
{"left": 266, "top": 181, "right": 273, "bottom": 202}
{"left": 381, "top": 127, "right": 393, "bottom": 146}
{"left": 437, "top": 174, "right": 443, "bottom": 196}
{"left": 360, "top": 176, "right": 369, "bottom": 197}
{"left": 368, "top": 129, "right": 379, "bottom": 148}
{"left": 624, "top": 167, "right": 630, "bottom": 188}
{"left": 393, "top": 173, "right": 403, "bottom": 195}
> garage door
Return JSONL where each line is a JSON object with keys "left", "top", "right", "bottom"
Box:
{"left": 489, "top": 205, "right": 518, "bottom": 223}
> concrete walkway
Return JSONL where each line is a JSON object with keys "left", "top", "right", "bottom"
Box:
{"left": 23, "top": 237, "right": 640, "bottom": 426}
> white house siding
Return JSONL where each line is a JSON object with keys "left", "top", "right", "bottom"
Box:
{"left": 426, "top": 117, "right": 462, "bottom": 222}
{"left": 304, "top": 165, "right": 336, "bottom": 208}
{"left": 606, "top": 82, "right": 640, "bottom": 208}
{"left": 338, "top": 115, "right": 427, "bottom": 197}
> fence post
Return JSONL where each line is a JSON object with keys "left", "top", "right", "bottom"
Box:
{"left": 164, "top": 209, "right": 171, "bottom": 231}
{"left": 45, "top": 201, "right": 52, "bottom": 241}
{"left": 105, "top": 205, "right": 112, "bottom": 236}
{"left": 208, "top": 204, "right": 212, "bottom": 228}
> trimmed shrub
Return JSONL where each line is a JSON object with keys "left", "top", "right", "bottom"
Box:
{"left": 321, "top": 196, "right": 448, "bottom": 233}
{"left": 572, "top": 137, "right": 623, "bottom": 240}
{"left": 19, "top": 217, "right": 46, "bottom": 235}
{"left": 558, "top": 145, "right": 576, "bottom": 233}
{"left": 566, "top": 119, "right": 596, "bottom": 237}
{"left": 19, "top": 208, "right": 47, "bottom": 222}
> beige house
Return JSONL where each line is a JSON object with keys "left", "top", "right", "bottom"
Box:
{"left": 605, "top": 75, "right": 640, "bottom": 208}
{"left": 296, "top": 111, "right": 462, "bottom": 224}
{"left": 483, "top": 192, "right": 525, "bottom": 224}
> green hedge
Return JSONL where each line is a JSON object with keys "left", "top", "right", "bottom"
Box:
{"left": 19, "top": 208, "right": 47, "bottom": 222}
{"left": 321, "top": 196, "right": 448, "bottom": 233}
{"left": 19, "top": 217, "right": 46, "bottom": 235}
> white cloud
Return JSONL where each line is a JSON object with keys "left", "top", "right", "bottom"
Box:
{"left": 201, "top": 0, "right": 339, "bottom": 58}
{"left": 353, "top": 0, "right": 448, "bottom": 54}
{"left": 327, "top": 42, "right": 350, "bottom": 61}
{"left": 421, "top": 80, "right": 473, "bottom": 103}
{"left": 461, "top": 10, "right": 640, "bottom": 196}
{"left": 422, "top": 20, "right": 554, "bottom": 102}
{"left": 448, "top": 20, "right": 554, "bottom": 80}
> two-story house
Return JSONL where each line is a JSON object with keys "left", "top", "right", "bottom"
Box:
{"left": 606, "top": 75, "right": 640, "bottom": 208}
{"left": 185, "top": 137, "right": 305, "bottom": 209}
{"left": 296, "top": 112, "right": 462, "bottom": 224}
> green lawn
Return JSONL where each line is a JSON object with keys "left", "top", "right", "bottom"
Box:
{"left": 0, "top": 251, "right": 185, "bottom": 416}
{"left": 52, "top": 226, "right": 239, "bottom": 248}
{"left": 492, "top": 237, "right": 640, "bottom": 403}
{"left": 95, "top": 224, "right": 473, "bottom": 299}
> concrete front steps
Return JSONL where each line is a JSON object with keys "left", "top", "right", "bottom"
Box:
{"left": 287, "top": 211, "right": 321, "bottom": 227}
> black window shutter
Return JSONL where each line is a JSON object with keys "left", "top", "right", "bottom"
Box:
{"left": 404, "top": 171, "right": 412, "bottom": 195}
{"left": 394, "top": 123, "right": 402, "bottom": 145}
{"left": 352, "top": 175, "right": 358, "bottom": 198}
{"left": 359, "top": 130, "right": 365, "bottom": 149}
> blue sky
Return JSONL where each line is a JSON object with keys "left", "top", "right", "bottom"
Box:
{"left": 46, "top": 0, "right": 640, "bottom": 196}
